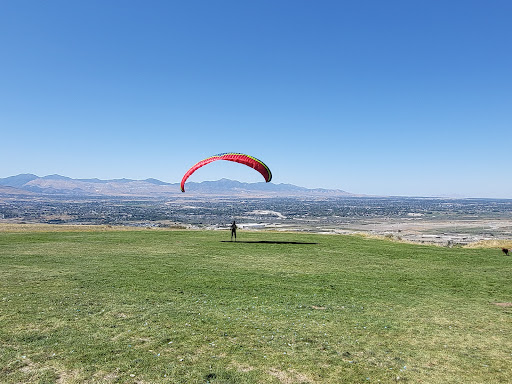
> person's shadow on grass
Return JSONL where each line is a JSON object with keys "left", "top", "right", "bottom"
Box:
{"left": 220, "top": 240, "right": 317, "bottom": 245}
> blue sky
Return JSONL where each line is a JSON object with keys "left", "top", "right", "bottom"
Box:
{"left": 1, "top": 1, "right": 511, "bottom": 197}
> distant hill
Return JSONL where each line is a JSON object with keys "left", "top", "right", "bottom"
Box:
{"left": 0, "top": 174, "right": 39, "bottom": 188}
{"left": 0, "top": 174, "right": 356, "bottom": 198}
{"left": 183, "top": 178, "right": 353, "bottom": 196}
{"left": 0, "top": 185, "right": 36, "bottom": 196}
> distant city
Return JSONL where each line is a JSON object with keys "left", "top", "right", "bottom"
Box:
{"left": 1, "top": 174, "right": 511, "bottom": 246}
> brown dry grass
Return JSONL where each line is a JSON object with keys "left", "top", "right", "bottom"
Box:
{"left": 464, "top": 239, "right": 512, "bottom": 249}
{"left": 268, "top": 368, "right": 314, "bottom": 384}
{"left": 0, "top": 223, "right": 178, "bottom": 232}
{"left": 494, "top": 302, "right": 512, "bottom": 307}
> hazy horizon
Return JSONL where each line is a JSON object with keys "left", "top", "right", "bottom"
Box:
{"left": 2, "top": 172, "right": 511, "bottom": 200}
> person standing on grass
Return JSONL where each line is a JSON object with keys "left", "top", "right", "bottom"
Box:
{"left": 230, "top": 220, "right": 237, "bottom": 241}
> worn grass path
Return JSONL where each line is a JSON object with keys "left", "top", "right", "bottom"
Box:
{"left": 0, "top": 228, "right": 511, "bottom": 383}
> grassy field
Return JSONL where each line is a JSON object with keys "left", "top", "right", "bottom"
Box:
{"left": 0, "top": 228, "right": 511, "bottom": 383}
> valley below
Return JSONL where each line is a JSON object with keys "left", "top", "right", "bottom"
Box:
{"left": 1, "top": 190, "right": 511, "bottom": 246}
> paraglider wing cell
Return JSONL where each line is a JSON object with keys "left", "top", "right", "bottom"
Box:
{"left": 180, "top": 153, "right": 272, "bottom": 192}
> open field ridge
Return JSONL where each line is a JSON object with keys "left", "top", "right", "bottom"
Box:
{"left": 1, "top": 229, "right": 511, "bottom": 383}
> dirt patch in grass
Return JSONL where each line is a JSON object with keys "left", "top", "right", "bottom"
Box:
{"left": 230, "top": 361, "right": 255, "bottom": 372}
{"left": 56, "top": 369, "right": 85, "bottom": 383}
{"left": 494, "top": 302, "right": 512, "bottom": 307}
{"left": 268, "top": 368, "right": 314, "bottom": 383}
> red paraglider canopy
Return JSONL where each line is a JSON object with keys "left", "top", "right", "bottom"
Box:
{"left": 180, "top": 152, "right": 272, "bottom": 192}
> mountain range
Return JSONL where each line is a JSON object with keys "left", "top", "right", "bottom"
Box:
{"left": 0, "top": 174, "right": 355, "bottom": 198}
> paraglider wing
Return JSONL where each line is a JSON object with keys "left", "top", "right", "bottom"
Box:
{"left": 180, "top": 152, "right": 272, "bottom": 192}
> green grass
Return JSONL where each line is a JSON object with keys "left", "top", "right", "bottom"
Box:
{"left": 1, "top": 229, "right": 511, "bottom": 383}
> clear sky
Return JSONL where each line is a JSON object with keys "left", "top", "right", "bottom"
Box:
{"left": 1, "top": 1, "right": 511, "bottom": 198}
